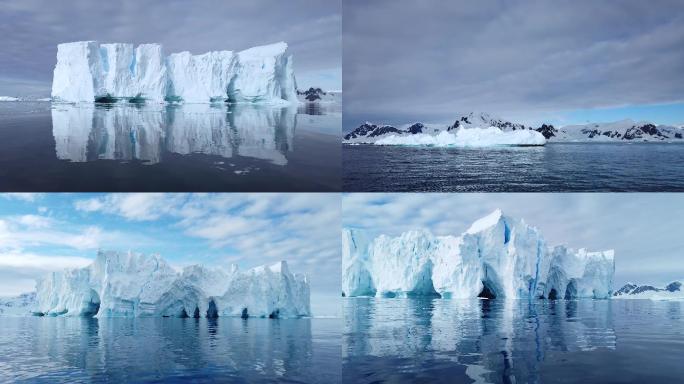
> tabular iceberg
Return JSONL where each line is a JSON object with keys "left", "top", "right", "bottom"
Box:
{"left": 51, "top": 41, "right": 298, "bottom": 104}
{"left": 343, "top": 210, "right": 614, "bottom": 300}
{"left": 33, "top": 250, "right": 310, "bottom": 318}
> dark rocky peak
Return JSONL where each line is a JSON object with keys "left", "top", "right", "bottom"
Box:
{"left": 297, "top": 87, "right": 326, "bottom": 101}
{"left": 665, "top": 281, "right": 682, "bottom": 292}
{"left": 344, "top": 122, "right": 378, "bottom": 140}
{"left": 407, "top": 123, "right": 425, "bottom": 134}
{"left": 631, "top": 285, "right": 660, "bottom": 294}
{"left": 368, "top": 125, "right": 401, "bottom": 137}
{"left": 614, "top": 283, "right": 638, "bottom": 296}
{"left": 536, "top": 124, "right": 557, "bottom": 139}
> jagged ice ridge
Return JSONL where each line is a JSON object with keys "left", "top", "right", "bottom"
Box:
{"left": 343, "top": 210, "right": 614, "bottom": 300}
{"left": 33, "top": 251, "right": 310, "bottom": 318}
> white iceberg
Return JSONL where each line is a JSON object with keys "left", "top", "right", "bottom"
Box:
{"left": 0, "top": 96, "right": 21, "bottom": 101}
{"left": 51, "top": 41, "right": 298, "bottom": 104}
{"left": 373, "top": 127, "right": 546, "bottom": 147}
{"left": 342, "top": 209, "right": 614, "bottom": 299}
{"left": 33, "top": 250, "right": 310, "bottom": 318}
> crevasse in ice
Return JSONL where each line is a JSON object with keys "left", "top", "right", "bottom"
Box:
{"left": 51, "top": 41, "right": 298, "bottom": 104}
{"left": 34, "top": 250, "right": 310, "bottom": 318}
{"left": 342, "top": 210, "right": 614, "bottom": 299}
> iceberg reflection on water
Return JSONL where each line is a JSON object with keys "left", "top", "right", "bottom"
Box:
{"left": 0, "top": 316, "right": 341, "bottom": 383}
{"left": 345, "top": 297, "right": 684, "bottom": 383}
{"left": 52, "top": 103, "right": 295, "bottom": 166}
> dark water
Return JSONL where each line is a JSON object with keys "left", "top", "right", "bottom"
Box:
{"left": 343, "top": 298, "right": 684, "bottom": 384}
{"left": 0, "top": 317, "right": 340, "bottom": 383}
{"left": 0, "top": 102, "right": 340, "bottom": 191}
{"left": 343, "top": 143, "right": 684, "bottom": 191}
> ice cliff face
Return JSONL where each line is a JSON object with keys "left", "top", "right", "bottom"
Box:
{"left": 51, "top": 41, "right": 298, "bottom": 104}
{"left": 34, "top": 251, "right": 310, "bottom": 318}
{"left": 342, "top": 210, "right": 615, "bottom": 300}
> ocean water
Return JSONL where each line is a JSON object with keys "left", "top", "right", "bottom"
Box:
{"left": 343, "top": 298, "right": 684, "bottom": 384}
{"left": 0, "top": 317, "right": 341, "bottom": 383}
{"left": 0, "top": 102, "right": 340, "bottom": 191}
{"left": 343, "top": 143, "right": 684, "bottom": 191}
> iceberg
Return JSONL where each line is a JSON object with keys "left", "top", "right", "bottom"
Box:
{"left": 51, "top": 41, "right": 298, "bottom": 104}
{"left": 33, "top": 250, "right": 310, "bottom": 318}
{"left": 342, "top": 209, "right": 614, "bottom": 299}
{"left": 373, "top": 127, "right": 546, "bottom": 147}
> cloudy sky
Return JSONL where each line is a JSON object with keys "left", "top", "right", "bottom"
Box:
{"left": 0, "top": 0, "right": 341, "bottom": 97}
{"left": 343, "top": 0, "right": 684, "bottom": 129}
{"left": 0, "top": 193, "right": 341, "bottom": 316}
{"left": 343, "top": 193, "right": 684, "bottom": 288}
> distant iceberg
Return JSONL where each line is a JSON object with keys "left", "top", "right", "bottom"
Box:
{"left": 373, "top": 127, "right": 546, "bottom": 147}
{"left": 32, "top": 251, "right": 310, "bottom": 318}
{"left": 343, "top": 210, "right": 614, "bottom": 299}
{"left": 0, "top": 96, "right": 21, "bottom": 101}
{"left": 51, "top": 41, "right": 298, "bottom": 104}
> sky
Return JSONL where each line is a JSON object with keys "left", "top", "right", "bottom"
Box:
{"left": 343, "top": 193, "right": 684, "bottom": 289}
{"left": 0, "top": 0, "right": 341, "bottom": 97}
{"left": 343, "top": 0, "right": 684, "bottom": 130}
{"left": 0, "top": 193, "right": 341, "bottom": 316}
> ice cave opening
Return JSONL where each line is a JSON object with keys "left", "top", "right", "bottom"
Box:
{"left": 565, "top": 281, "right": 577, "bottom": 300}
{"left": 193, "top": 306, "right": 201, "bottom": 319}
{"left": 82, "top": 289, "right": 101, "bottom": 317}
{"left": 548, "top": 288, "right": 559, "bottom": 300}
{"left": 206, "top": 300, "right": 219, "bottom": 318}
{"left": 241, "top": 308, "right": 249, "bottom": 319}
{"left": 478, "top": 282, "right": 497, "bottom": 299}
{"left": 180, "top": 308, "right": 189, "bottom": 318}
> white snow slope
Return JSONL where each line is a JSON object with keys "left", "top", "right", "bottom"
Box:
{"left": 51, "top": 41, "right": 298, "bottom": 104}
{"left": 343, "top": 210, "right": 615, "bottom": 300}
{"left": 374, "top": 127, "right": 546, "bottom": 147}
{"left": 28, "top": 250, "right": 310, "bottom": 318}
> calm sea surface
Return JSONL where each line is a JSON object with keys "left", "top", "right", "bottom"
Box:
{"left": 343, "top": 298, "right": 684, "bottom": 384}
{"left": 343, "top": 143, "right": 684, "bottom": 191}
{"left": 0, "top": 102, "right": 340, "bottom": 191}
{"left": 0, "top": 317, "right": 340, "bottom": 383}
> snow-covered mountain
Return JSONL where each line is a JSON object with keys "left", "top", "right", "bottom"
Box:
{"left": 296, "top": 87, "right": 341, "bottom": 103}
{"left": 51, "top": 41, "right": 298, "bottom": 104}
{"left": 613, "top": 281, "right": 683, "bottom": 300}
{"left": 0, "top": 292, "right": 36, "bottom": 316}
{"left": 343, "top": 112, "right": 684, "bottom": 144}
{"left": 343, "top": 209, "right": 615, "bottom": 300}
{"left": 9, "top": 250, "right": 310, "bottom": 318}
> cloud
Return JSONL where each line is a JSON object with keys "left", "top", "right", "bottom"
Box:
{"left": 342, "top": 0, "right": 684, "bottom": 127}
{"left": 0, "top": 193, "right": 43, "bottom": 202}
{"left": 342, "top": 193, "right": 684, "bottom": 287}
{"left": 75, "top": 193, "right": 183, "bottom": 221}
{"left": 0, "top": 0, "right": 341, "bottom": 96}
{"left": 72, "top": 193, "right": 341, "bottom": 295}
{"left": 0, "top": 251, "right": 93, "bottom": 296}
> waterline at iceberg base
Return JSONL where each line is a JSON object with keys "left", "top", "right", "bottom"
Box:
{"left": 32, "top": 251, "right": 310, "bottom": 319}
{"left": 342, "top": 209, "right": 614, "bottom": 299}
